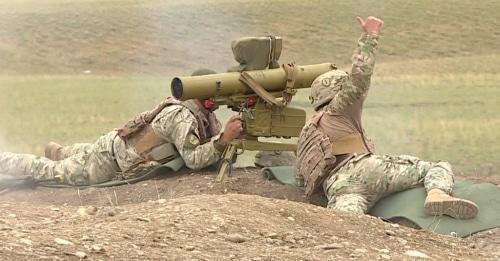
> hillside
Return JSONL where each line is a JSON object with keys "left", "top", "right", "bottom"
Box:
{"left": 0, "top": 0, "right": 499, "bottom": 75}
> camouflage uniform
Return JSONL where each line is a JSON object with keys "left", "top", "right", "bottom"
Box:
{"left": 0, "top": 103, "right": 222, "bottom": 186}
{"left": 324, "top": 154, "right": 453, "bottom": 214}
{"left": 296, "top": 33, "right": 454, "bottom": 214}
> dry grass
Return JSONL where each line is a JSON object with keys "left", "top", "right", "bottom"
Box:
{"left": 0, "top": 0, "right": 499, "bottom": 74}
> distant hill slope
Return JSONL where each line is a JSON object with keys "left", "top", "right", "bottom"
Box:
{"left": 0, "top": 0, "right": 499, "bottom": 75}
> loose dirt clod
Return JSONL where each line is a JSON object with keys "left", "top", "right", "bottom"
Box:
{"left": 405, "top": 250, "right": 430, "bottom": 259}
{"left": 54, "top": 238, "right": 73, "bottom": 246}
{"left": 225, "top": 233, "right": 247, "bottom": 243}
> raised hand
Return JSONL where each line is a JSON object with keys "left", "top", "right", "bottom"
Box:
{"left": 356, "top": 16, "right": 384, "bottom": 35}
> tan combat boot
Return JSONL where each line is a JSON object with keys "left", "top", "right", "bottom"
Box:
{"left": 424, "top": 189, "right": 478, "bottom": 219}
{"left": 44, "top": 142, "right": 63, "bottom": 161}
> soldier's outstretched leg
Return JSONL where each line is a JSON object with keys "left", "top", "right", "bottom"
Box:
{"left": 368, "top": 155, "right": 478, "bottom": 219}
{"left": 0, "top": 151, "right": 88, "bottom": 185}
{"left": 327, "top": 193, "right": 368, "bottom": 214}
{"left": 423, "top": 162, "right": 478, "bottom": 219}
{"left": 45, "top": 142, "right": 94, "bottom": 161}
{"left": 324, "top": 154, "right": 478, "bottom": 219}
{"left": 1, "top": 131, "right": 119, "bottom": 186}
{"left": 324, "top": 154, "right": 373, "bottom": 214}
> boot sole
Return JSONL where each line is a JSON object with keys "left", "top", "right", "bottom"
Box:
{"left": 424, "top": 199, "right": 478, "bottom": 219}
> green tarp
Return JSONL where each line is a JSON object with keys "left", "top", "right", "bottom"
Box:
{"left": 262, "top": 166, "right": 299, "bottom": 187}
{"left": 262, "top": 166, "right": 500, "bottom": 237}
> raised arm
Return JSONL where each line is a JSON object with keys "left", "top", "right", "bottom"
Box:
{"left": 327, "top": 16, "right": 384, "bottom": 112}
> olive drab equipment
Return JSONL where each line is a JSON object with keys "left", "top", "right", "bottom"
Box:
{"left": 171, "top": 35, "right": 337, "bottom": 182}
{"left": 227, "top": 35, "right": 282, "bottom": 72}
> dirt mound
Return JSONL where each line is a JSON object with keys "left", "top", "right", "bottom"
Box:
{"left": 0, "top": 168, "right": 498, "bottom": 260}
{"left": 0, "top": 194, "right": 489, "bottom": 260}
{"left": 0, "top": 168, "right": 308, "bottom": 207}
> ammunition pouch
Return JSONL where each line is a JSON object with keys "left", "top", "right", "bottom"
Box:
{"left": 295, "top": 113, "right": 337, "bottom": 198}
{"left": 125, "top": 125, "right": 178, "bottom": 163}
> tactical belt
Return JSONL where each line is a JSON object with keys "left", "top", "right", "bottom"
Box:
{"left": 330, "top": 133, "right": 369, "bottom": 155}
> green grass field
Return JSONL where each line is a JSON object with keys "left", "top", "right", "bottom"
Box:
{"left": 0, "top": 0, "right": 499, "bottom": 176}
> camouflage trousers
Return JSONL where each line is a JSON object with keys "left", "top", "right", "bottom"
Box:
{"left": 324, "top": 154, "right": 454, "bottom": 214}
{"left": 0, "top": 131, "right": 119, "bottom": 186}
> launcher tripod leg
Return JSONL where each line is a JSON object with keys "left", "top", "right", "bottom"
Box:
{"left": 215, "top": 139, "right": 297, "bottom": 183}
{"left": 215, "top": 143, "right": 238, "bottom": 183}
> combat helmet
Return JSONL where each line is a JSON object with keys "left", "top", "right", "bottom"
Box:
{"left": 309, "top": 69, "right": 349, "bottom": 111}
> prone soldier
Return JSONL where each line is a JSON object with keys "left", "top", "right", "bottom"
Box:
{"left": 295, "top": 16, "right": 479, "bottom": 219}
{"left": 0, "top": 70, "right": 243, "bottom": 186}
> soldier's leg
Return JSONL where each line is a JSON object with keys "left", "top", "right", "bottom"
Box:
{"left": 62, "top": 131, "right": 119, "bottom": 185}
{"left": 45, "top": 131, "right": 116, "bottom": 160}
{"left": 423, "top": 161, "right": 478, "bottom": 219}
{"left": 0, "top": 151, "right": 85, "bottom": 183}
{"left": 324, "top": 155, "right": 373, "bottom": 214}
{"left": 326, "top": 154, "right": 428, "bottom": 213}
{"left": 58, "top": 143, "right": 94, "bottom": 159}
{"left": 364, "top": 155, "right": 477, "bottom": 219}
{"left": 45, "top": 141, "right": 94, "bottom": 160}
{"left": 422, "top": 161, "right": 453, "bottom": 193}
{"left": 372, "top": 154, "right": 433, "bottom": 199}
{"left": 1, "top": 132, "right": 119, "bottom": 185}
{"left": 329, "top": 193, "right": 368, "bottom": 214}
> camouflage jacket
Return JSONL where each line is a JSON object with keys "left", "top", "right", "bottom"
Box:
{"left": 295, "top": 32, "right": 379, "bottom": 196}
{"left": 327, "top": 32, "right": 378, "bottom": 112}
{"left": 318, "top": 32, "right": 378, "bottom": 151}
{"left": 114, "top": 104, "right": 222, "bottom": 172}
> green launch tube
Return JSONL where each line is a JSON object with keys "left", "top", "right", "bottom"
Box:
{"left": 171, "top": 63, "right": 335, "bottom": 100}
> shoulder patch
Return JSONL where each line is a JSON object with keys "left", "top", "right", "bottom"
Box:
{"left": 185, "top": 133, "right": 200, "bottom": 149}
